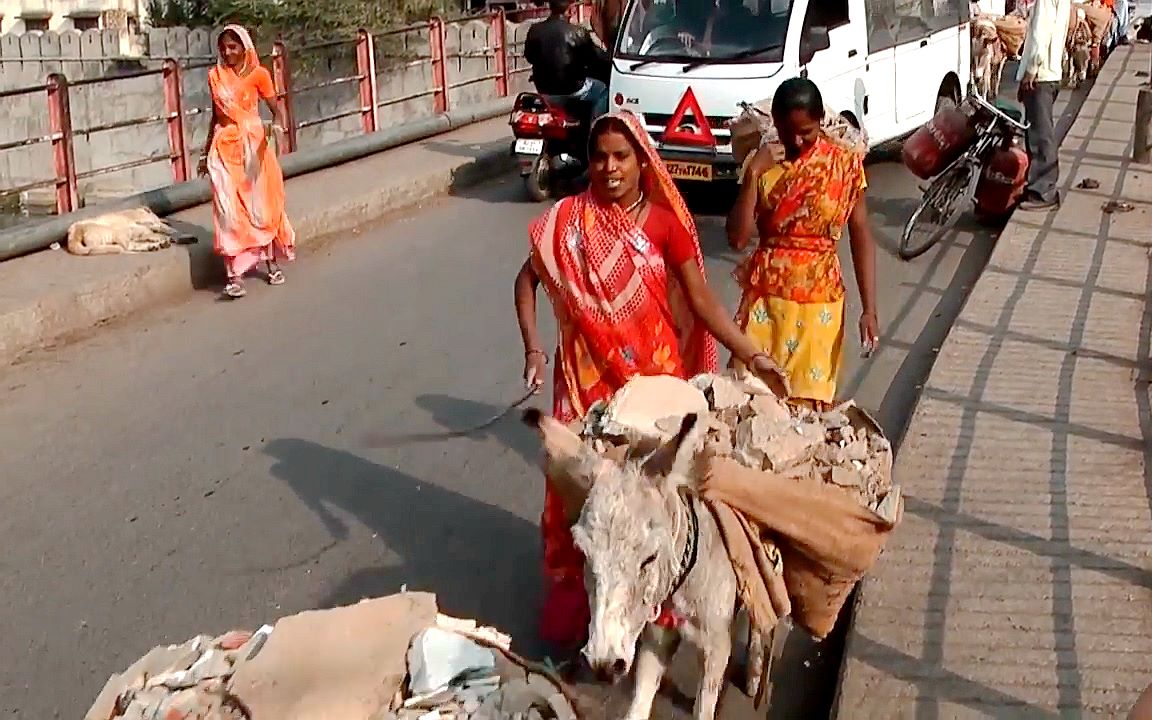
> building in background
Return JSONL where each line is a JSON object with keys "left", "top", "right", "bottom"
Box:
{"left": 0, "top": 0, "right": 145, "bottom": 35}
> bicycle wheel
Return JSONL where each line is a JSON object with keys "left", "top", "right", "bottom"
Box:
{"left": 898, "top": 163, "right": 973, "bottom": 261}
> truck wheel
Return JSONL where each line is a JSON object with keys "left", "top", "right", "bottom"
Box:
{"left": 936, "top": 82, "right": 961, "bottom": 114}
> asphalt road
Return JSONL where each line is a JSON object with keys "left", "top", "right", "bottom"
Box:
{"left": 0, "top": 78, "right": 1089, "bottom": 718}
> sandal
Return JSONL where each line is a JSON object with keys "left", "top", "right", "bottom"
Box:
{"left": 267, "top": 262, "right": 285, "bottom": 286}
{"left": 223, "top": 279, "right": 247, "bottom": 298}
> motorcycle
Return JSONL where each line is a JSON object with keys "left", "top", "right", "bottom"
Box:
{"left": 509, "top": 91, "right": 593, "bottom": 202}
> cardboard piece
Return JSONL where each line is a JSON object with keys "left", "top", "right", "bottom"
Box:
{"left": 230, "top": 593, "right": 439, "bottom": 719}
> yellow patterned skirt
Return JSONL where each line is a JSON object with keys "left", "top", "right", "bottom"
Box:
{"left": 735, "top": 293, "right": 845, "bottom": 404}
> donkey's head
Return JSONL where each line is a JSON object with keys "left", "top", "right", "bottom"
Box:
{"left": 523, "top": 409, "right": 707, "bottom": 681}
{"left": 972, "top": 18, "right": 999, "bottom": 45}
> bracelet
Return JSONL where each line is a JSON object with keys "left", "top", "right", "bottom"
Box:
{"left": 525, "top": 349, "right": 548, "bottom": 363}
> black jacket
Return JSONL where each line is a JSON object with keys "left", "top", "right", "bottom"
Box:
{"left": 524, "top": 15, "right": 610, "bottom": 95}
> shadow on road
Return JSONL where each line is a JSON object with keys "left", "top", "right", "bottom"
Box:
{"left": 263, "top": 438, "right": 545, "bottom": 655}
{"left": 412, "top": 393, "right": 541, "bottom": 468}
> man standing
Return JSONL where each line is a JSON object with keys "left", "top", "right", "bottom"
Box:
{"left": 1017, "top": 0, "right": 1071, "bottom": 211}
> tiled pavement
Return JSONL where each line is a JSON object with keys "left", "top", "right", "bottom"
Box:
{"left": 835, "top": 45, "right": 1152, "bottom": 718}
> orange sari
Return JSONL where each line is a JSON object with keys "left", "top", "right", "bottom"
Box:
{"left": 734, "top": 135, "right": 866, "bottom": 403}
{"left": 207, "top": 25, "right": 296, "bottom": 279}
{"left": 528, "top": 111, "right": 718, "bottom": 651}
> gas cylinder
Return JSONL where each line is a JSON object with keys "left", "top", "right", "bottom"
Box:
{"left": 974, "top": 140, "right": 1030, "bottom": 220}
{"left": 902, "top": 105, "right": 978, "bottom": 180}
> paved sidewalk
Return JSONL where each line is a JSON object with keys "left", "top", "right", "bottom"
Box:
{"left": 0, "top": 117, "right": 512, "bottom": 366}
{"left": 836, "top": 45, "right": 1152, "bottom": 718}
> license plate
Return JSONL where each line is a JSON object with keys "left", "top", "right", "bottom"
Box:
{"left": 514, "top": 138, "right": 544, "bottom": 155}
{"left": 666, "top": 161, "right": 713, "bottom": 181}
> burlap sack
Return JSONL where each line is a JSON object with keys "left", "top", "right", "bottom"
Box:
{"left": 700, "top": 456, "right": 902, "bottom": 639}
{"left": 994, "top": 14, "right": 1027, "bottom": 56}
{"left": 1081, "top": 2, "right": 1112, "bottom": 43}
{"left": 728, "top": 100, "right": 868, "bottom": 182}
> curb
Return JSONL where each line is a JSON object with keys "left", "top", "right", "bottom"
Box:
{"left": 0, "top": 138, "right": 514, "bottom": 368}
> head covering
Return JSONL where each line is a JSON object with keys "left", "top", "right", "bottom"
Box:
{"left": 217, "top": 24, "right": 258, "bottom": 72}
{"left": 529, "top": 110, "right": 718, "bottom": 386}
{"left": 587, "top": 111, "right": 702, "bottom": 246}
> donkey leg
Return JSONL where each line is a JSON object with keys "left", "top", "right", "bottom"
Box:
{"left": 624, "top": 624, "right": 679, "bottom": 720}
{"left": 744, "top": 627, "right": 766, "bottom": 703}
{"left": 694, "top": 625, "right": 732, "bottom": 720}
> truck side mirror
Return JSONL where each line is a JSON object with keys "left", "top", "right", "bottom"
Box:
{"left": 799, "top": 26, "right": 831, "bottom": 65}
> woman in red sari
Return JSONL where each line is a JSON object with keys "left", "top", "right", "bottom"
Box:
{"left": 514, "top": 111, "right": 787, "bottom": 657}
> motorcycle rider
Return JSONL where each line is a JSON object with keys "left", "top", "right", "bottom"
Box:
{"left": 524, "top": 0, "right": 611, "bottom": 125}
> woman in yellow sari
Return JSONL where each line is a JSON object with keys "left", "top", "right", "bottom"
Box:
{"left": 727, "top": 77, "right": 879, "bottom": 407}
{"left": 198, "top": 25, "right": 296, "bottom": 299}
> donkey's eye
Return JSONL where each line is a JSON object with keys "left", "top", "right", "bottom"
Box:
{"left": 640, "top": 554, "right": 657, "bottom": 570}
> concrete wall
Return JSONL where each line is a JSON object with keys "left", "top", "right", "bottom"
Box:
{"left": 0, "top": 17, "right": 542, "bottom": 212}
{"left": 0, "top": 0, "right": 145, "bottom": 35}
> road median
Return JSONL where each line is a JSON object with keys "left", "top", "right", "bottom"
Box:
{"left": 0, "top": 116, "right": 515, "bottom": 368}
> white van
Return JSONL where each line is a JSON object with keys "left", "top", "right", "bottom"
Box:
{"left": 607, "top": 0, "right": 972, "bottom": 182}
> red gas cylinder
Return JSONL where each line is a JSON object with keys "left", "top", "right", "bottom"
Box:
{"left": 974, "top": 142, "right": 1030, "bottom": 220}
{"left": 902, "top": 105, "right": 978, "bottom": 180}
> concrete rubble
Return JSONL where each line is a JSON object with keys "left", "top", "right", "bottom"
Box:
{"left": 84, "top": 592, "right": 579, "bottom": 720}
{"left": 580, "top": 373, "right": 898, "bottom": 523}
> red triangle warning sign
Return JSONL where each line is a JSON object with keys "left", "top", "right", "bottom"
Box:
{"left": 661, "top": 88, "right": 715, "bottom": 148}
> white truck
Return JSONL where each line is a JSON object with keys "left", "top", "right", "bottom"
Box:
{"left": 606, "top": 0, "right": 973, "bottom": 182}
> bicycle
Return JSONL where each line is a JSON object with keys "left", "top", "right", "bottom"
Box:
{"left": 897, "top": 93, "right": 1030, "bottom": 261}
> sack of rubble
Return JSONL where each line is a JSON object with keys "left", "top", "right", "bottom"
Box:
{"left": 1078, "top": 0, "right": 1112, "bottom": 44}
{"left": 728, "top": 99, "right": 868, "bottom": 182}
{"left": 85, "top": 592, "right": 584, "bottom": 720}
{"left": 562, "top": 373, "right": 903, "bottom": 640}
{"left": 994, "top": 14, "right": 1027, "bottom": 56}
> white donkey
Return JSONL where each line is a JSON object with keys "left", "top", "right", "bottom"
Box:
{"left": 523, "top": 409, "right": 769, "bottom": 720}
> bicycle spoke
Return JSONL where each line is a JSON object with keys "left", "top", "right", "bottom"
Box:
{"left": 899, "top": 165, "right": 971, "bottom": 260}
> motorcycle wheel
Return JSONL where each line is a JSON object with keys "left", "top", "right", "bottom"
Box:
{"left": 524, "top": 153, "right": 551, "bottom": 203}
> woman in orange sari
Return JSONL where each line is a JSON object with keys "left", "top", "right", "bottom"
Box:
{"left": 198, "top": 25, "right": 296, "bottom": 299}
{"left": 514, "top": 111, "right": 787, "bottom": 656}
{"left": 727, "top": 77, "right": 879, "bottom": 408}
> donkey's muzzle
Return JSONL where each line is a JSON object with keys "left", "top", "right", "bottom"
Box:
{"left": 588, "top": 657, "right": 630, "bottom": 683}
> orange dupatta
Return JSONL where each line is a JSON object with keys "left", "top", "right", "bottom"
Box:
{"left": 207, "top": 25, "right": 295, "bottom": 278}
{"left": 527, "top": 111, "right": 718, "bottom": 650}
{"left": 528, "top": 110, "right": 718, "bottom": 421}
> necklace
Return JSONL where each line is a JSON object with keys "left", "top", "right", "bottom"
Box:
{"left": 624, "top": 192, "right": 646, "bottom": 216}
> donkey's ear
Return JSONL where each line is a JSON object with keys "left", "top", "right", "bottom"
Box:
{"left": 523, "top": 409, "right": 583, "bottom": 461}
{"left": 668, "top": 414, "right": 705, "bottom": 478}
{"left": 524, "top": 409, "right": 614, "bottom": 486}
{"left": 644, "top": 413, "right": 706, "bottom": 489}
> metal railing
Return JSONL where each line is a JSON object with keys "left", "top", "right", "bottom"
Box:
{"left": 0, "top": 2, "right": 595, "bottom": 216}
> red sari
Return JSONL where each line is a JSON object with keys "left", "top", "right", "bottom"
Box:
{"left": 527, "top": 111, "right": 718, "bottom": 652}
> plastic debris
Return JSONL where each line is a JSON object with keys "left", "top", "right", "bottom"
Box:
{"left": 407, "top": 627, "right": 497, "bottom": 697}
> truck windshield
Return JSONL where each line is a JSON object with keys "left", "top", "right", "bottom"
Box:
{"left": 616, "top": 0, "right": 793, "bottom": 63}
